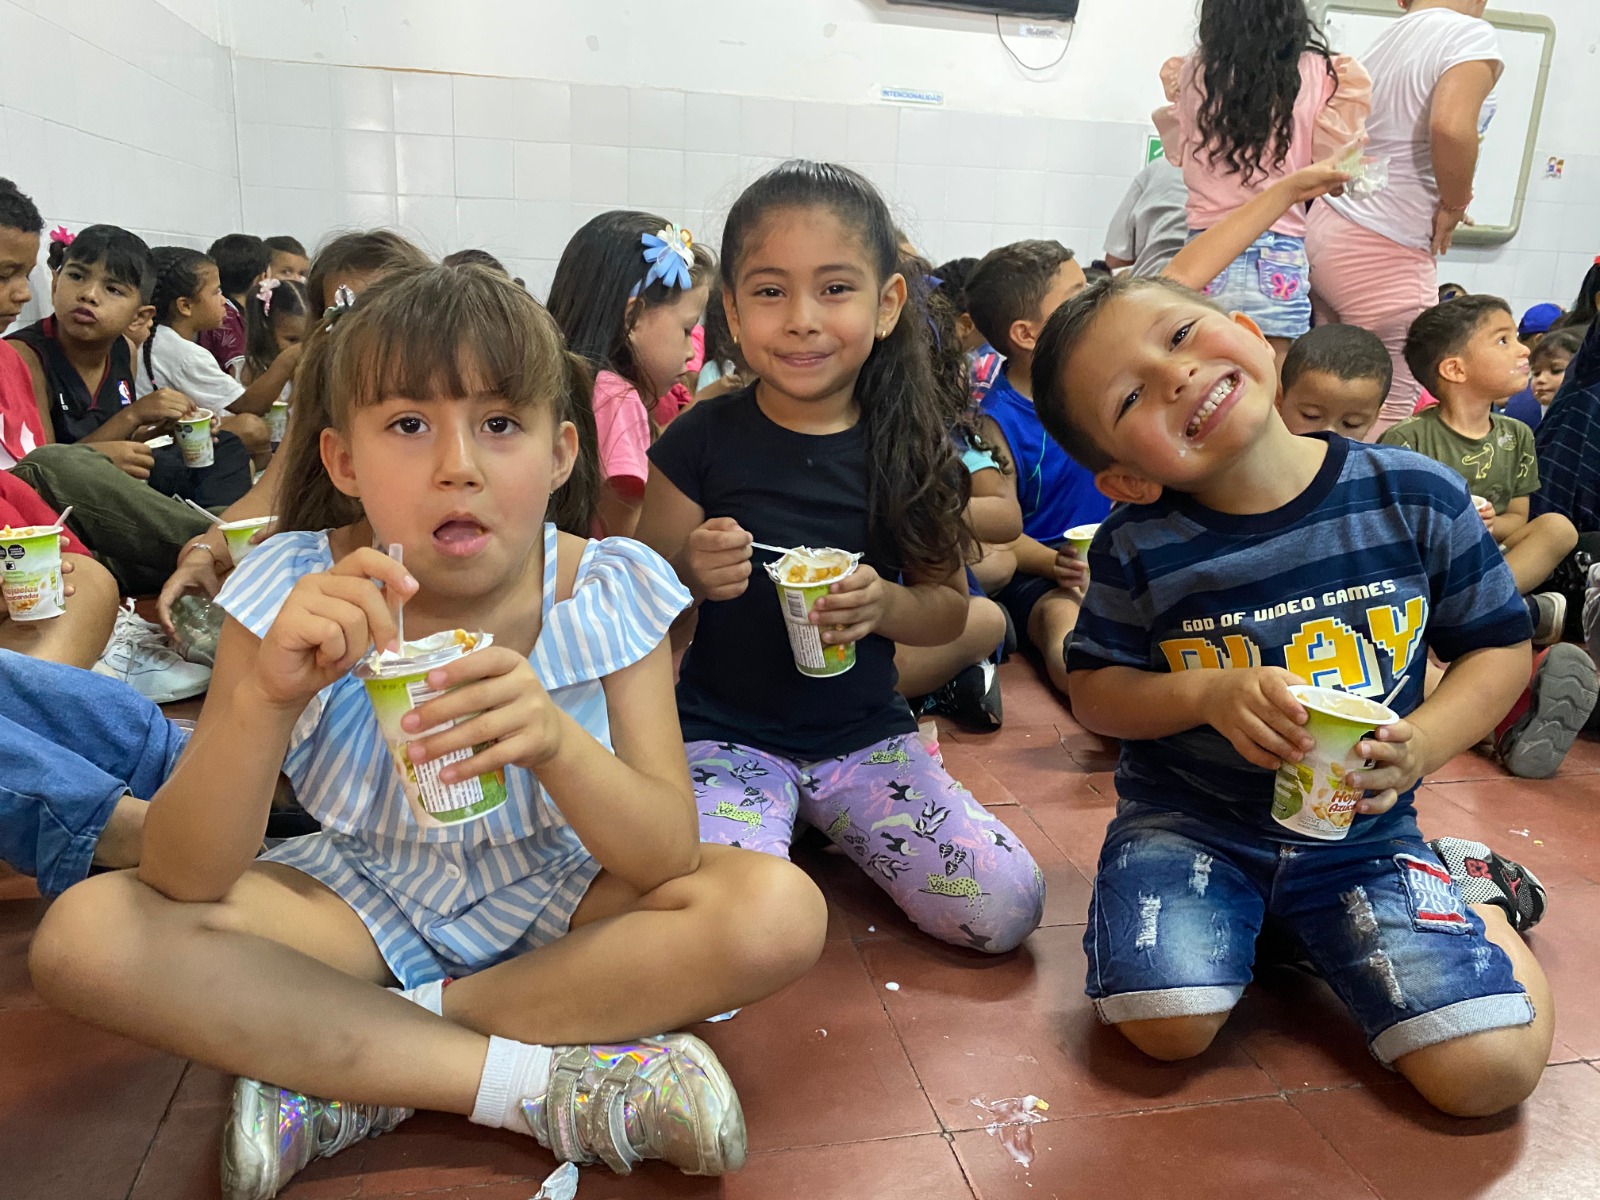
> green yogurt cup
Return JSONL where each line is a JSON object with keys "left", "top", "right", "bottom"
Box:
{"left": 1271, "top": 685, "right": 1399, "bottom": 841}
{"left": 176, "top": 413, "right": 215, "bottom": 468}
{"left": 764, "top": 547, "right": 863, "bottom": 678}
{"left": 0, "top": 523, "right": 65, "bottom": 621}
{"left": 355, "top": 629, "right": 508, "bottom": 828}
{"left": 1064, "top": 523, "right": 1100, "bottom": 558}
{"left": 221, "top": 516, "right": 276, "bottom": 565}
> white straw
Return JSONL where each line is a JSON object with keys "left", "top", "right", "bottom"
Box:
{"left": 387, "top": 543, "right": 405, "bottom": 649}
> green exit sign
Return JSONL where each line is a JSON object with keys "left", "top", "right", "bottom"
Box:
{"left": 1145, "top": 134, "right": 1165, "bottom": 164}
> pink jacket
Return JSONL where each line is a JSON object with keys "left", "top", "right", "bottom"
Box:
{"left": 1155, "top": 51, "right": 1370, "bottom": 239}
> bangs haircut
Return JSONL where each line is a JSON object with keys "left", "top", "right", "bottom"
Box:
{"left": 1530, "top": 327, "right": 1583, "bottom": 372}
{"left": 1033, "top": 274, "right": 1213, "bottom": 474}
{"left": 326, "top": 263, "right": 563, "bottom": 428}
{"left": 1402, "top": 294, "right": 1511, "bottom": 395}
{"left": 54, "top": 224, "right": 154, "bottom": 300}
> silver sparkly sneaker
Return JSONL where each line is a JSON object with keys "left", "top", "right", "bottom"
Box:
{"left": 522, "top": 1033, "right": 746, "bottom": 1176}
{"left": 221, "top": 1076, "right": 413, "bottom": 1200}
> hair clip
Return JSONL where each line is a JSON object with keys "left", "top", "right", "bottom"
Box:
{"left": 633, "top": 224, "right": 695, "bottom": 297}
{"left": 49, "top": 226, "right": 74, "bottom": 247}
{"left": 255, "top": 277, "right": 280, "bottom": 316}
{"left": 322, "top": 284, "right": 357, "bottom": 331}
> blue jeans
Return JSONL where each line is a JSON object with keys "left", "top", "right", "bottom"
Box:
{"left": 1192, "top": 229, "right": 1312, "bottom": 340}
{"left": 1085, "top": 800, "right": 1535, "bottom": 1065}
{"left": 0, "top": 651, "right": 188, "bottom": 896}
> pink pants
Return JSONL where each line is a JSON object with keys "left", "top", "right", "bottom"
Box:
{"left": 1306, "top": 204, "right": 1437, "bottom": 439}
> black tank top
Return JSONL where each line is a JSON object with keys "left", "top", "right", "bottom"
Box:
{"left": 5, "top": 317, "right": 135, "bottom": 445}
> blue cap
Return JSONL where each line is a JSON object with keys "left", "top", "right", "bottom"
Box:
{"left": 1519, "top": 303, "right": 1563, "bottom": 336}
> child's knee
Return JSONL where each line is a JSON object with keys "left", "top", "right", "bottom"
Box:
{"left": 971, "top": 595, "right": 1007, "bottom": 650}
{"left": 29, "top": 872, "right": 146, "bottom": 1008}
{"left": 1395, "top": 1026, "right": 1547, "bottom": 1117}
{"left": 700, "top": 846, "right": 827, "bottom": 983}
{"left": 1116, "top": 1010, "right": 1231, "bottom": 1061}
{"left": 1532, "top": 512, "right": 1578, "bottom": 555}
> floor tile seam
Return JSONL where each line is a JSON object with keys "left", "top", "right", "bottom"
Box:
{"left": 852, "top": 937, "right": 946, "bottom": 1133}
{"left": 1282, "top": 1086, "right": 1390, "bottom": 1199}
{"left": 122, "top": 1060, "right": 190, "bottom": 1200}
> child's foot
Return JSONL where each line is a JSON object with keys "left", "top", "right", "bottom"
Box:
{"left": 522, "top": 1033, "right": 746, "bottom": 1176}
{"left": 1495, "top": 643, "right": 1599, "bottom": 778}
{"left": 1531, "top": 591, "right": 1568, "bottom": 646}
{"left": 1427, "top": 837, "right": 1548, "bottom": 933}
{"left": 916, "top": 661, "right": 1004, "bottom": 730}
{"left": 221, "top": 1077, "right": 412, "bottom": 1200}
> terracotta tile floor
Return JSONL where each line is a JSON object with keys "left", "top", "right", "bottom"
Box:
{"left": 7, "top": 656, "right": 1600, "bottom": 1198}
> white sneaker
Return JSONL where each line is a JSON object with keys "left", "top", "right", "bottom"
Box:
{"left": 93, "top": 601, "right": 211, "bottom": 703}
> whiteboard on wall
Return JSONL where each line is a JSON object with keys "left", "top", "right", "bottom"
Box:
{"left": 1318, "top": 2, "right": 1554, "bottom": 245}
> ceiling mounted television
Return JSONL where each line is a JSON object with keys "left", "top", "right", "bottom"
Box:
{"left": 886, "top": 0, "right": 1079, "bottom": 18}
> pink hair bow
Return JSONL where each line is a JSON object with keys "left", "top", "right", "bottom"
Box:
{"left": 256, "top": 277, "right": 280, "bottom": 315}
{"left": 49, "top": 226, "right": 74, "bottom": 246}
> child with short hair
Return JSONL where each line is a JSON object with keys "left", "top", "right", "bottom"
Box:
{"left": 547, "top": 211, "right": 713, "bottom": 539}
{"left": 263, "top": 234, "right": 309, "bottom": 281}
{"left": 1156, "top": 0, "right": 1369, "bottom": 354}
{"left": 638, "top": 160, "right": 1045, "bottom": 953}
{"left": 1033, "top": 272, "right": 1552, "bottom": 1118}
{"left": 30, "top": 263, "right": 823, "bottom": 1195}
{"left": 1381, "top": 296, "right": 1577, "bottom": 644}
{"left": 199, "top": 233, "right": 270, "bottom": 375}
{"left": 1278, "top": 323, "right": 1393, "bottom": 439}
{"left": 965, "top": 239, "right": 1109, "bottom": 694}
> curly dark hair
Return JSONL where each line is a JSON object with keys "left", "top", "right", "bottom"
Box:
{"left": 720, "top": 160, "right": 972, "bottom": 580}
{"left": 1192, "top": 0, "right": 1336, "bottom": 183}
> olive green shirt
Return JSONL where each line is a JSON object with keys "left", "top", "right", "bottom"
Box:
{"left": 1379, "top": 407, "right": 1538, "bottom": 514}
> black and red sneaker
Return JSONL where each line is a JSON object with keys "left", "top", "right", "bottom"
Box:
{"left": 1427, "top": 837, "right": 1548, "bottom": 934}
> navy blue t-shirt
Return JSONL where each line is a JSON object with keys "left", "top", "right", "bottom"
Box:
{"left": 1068, "top": 434, "right": 1530, "bottom": 844}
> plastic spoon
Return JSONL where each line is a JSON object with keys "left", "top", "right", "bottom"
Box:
{"left": 175, "top": 495, "right": 225, "bottom": 526}
{"left": 750, "top": 541, "right": 792, "bottom": 556}
{"left": 387, "top": 543, "right": 406, "bottom": 651}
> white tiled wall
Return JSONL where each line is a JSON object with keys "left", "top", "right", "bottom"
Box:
{"left": 233, "top": 59, "right": 1144, "bottom": 301}
{"left": 235, "top": 58, "right": 1600, "bottom": 319}
{"left": 0, "top": 0, "right": 238, "bottom": 248}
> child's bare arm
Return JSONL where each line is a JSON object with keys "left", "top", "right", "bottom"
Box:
{"left": 967, "top": 467, "right": 1023, "bottom": 545}
{"left": 1163, "top": 158, "right": 1354, "bottom": 291}
{"left": 1490, "top": 495, "right": 1529, "bottom": 541}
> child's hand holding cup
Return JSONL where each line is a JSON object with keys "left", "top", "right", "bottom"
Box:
{"left": 1471, "top": 494, "right": 1495, "bottom": 528}
{"left": 1054, "top": 523, "right": 1099, "bottom": 592}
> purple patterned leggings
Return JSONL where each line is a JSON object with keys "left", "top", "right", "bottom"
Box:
{"left": 688, "top": 733, "right": 1045, "bottom": 953}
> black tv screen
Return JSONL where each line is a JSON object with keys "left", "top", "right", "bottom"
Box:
{"left": 887, "top": 0, "right": 1079, "bottom": 18}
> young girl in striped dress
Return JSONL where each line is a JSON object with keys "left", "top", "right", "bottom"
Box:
{"left": 29, "top": 263, "right": 826, "bottom": 1198}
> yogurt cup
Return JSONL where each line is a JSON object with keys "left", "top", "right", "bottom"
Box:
{"left": 176, "top": 413, "right": 215, "bottom": 468}
{"left": 1271, "top": 685, "right": 1399, "bottom": 841}
{"left": 1064, "top": 523, "right": 1100, "bottom": 558}
{"left": 220, "top": 516, "right": 276, "bottom": 565}
{"left": 763, "top": 546, "right": 862, "bottom": 678}
{"left": 0, "top": 523, "right": 65, "bottom": 621}
{"left": 265, "top": 400, "right": 289, "bottom": 448}
{"left": 355, "top": 629, "right": 509, "bottom": 828}
{"left": 1471, "top": 493, "right": 1495, "bottom": 518}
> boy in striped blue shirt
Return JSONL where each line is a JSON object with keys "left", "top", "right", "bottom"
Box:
{"left": 1031, "top": 274, "right": 1552, "bottom": 1118}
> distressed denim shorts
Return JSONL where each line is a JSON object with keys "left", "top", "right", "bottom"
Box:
{"left": 1083, "top": 800, "right": 1535, "bottom": 1065}
{"left": 1192, "top": 229, "right": 1312, "bottom": 340}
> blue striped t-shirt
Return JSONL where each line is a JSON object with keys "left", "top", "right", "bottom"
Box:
{"left": 1067, "top": 434, "right": 1530, "bottom": 843}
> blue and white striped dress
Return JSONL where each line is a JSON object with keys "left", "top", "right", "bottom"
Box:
{"left": 217, "top": 522, "right": 691, "bottom": 986}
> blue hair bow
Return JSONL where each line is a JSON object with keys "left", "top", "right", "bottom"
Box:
{"left": 634, "top": 224, "right": 695, "bottom": 296}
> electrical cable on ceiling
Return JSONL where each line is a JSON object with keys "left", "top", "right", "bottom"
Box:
{"left": 996, "top": 12, "right": 1075, "bottom": 71}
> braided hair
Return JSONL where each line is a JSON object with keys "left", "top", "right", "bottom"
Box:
{"left": 142, "top": 246, "right": 212, "bottom": 388}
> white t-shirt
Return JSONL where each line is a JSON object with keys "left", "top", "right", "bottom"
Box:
{"left": 1104, "top": 158, "right": 1191, "bottom": 279}
{"left": 134, "top": 324, "right": 245, "bottom": 413}
{"left": 1325, "top": 7, "right": 1501, "bottom": 251}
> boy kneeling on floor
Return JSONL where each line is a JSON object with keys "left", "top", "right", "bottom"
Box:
{"left": 1035, "top": 274, "right": 1551, "bottom": 1117}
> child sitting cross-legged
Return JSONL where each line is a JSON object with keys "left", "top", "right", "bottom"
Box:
{"left": 29, "top": 264, "right": 824, "bottom": 1197}
{"left": 1033, "top": 272, "right": 1552, "bottom": 1118}
{"left": 1381, "top": 296, "right": 1579, "bottom": 646}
